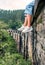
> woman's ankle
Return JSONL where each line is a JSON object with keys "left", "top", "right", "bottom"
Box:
{"left": 23, "top": 24, "right": 27, "bottom": 26}
{"left": 27, "top": 25, "right": 31, "bottom": 27}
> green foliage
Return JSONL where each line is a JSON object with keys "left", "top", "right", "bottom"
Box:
{"left": 0, "top": 9, "right": 32, "bottom": 65}
{"left": 9, "top": 20, "right": 22, "bottom": 29}
{"left": 0, "top": 21, "right": 9, "bottom": 29}
{"left": 0, "top": 30, "right": 17, "bottom": 56}
{"left": 0, "top": 53, "right": 32, "bottom": 65}
{"left": 37, "top": 18, "right": 42, "bottom": 24}
{"left": 0, "top": 30, "right": 32, "bottom": 65}
{"left": 0, "top": 9, "right": 24, "bottom": 29}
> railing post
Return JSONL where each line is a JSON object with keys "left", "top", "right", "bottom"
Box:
{"left": 28, "top": 32, "right": 33, "bottom": 61}
{"left": 18, "top": 32, "right": 22, "bottom": 53}
{"left": 25, "top": 33, "right": 28, "bottom": 60}
{"left": 21, "top": 33, "right": 25, "bottom": 58}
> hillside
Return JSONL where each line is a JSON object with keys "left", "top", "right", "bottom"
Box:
{"left": 0, "top": 29, "right": 32, "bottom": 65}
{"left": 0, "top": 9, "right": 25, "bottom": 29}
{"left": 0, "top": 9, "right": 32, "bottom": 65}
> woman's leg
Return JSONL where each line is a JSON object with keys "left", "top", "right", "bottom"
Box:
{"left": 27, "top": 14, "right": 32, "bottom": 27}
{"left": 18, "top": 16, "right": 28, "bottom": 31}
{"left": 23, "top": 16, "right": 28, "bottom": 26}
{"left": 22, "top": 14, "right": 33, "bottom": 33}
{"left": 23, "top": 14, "right": 32, "bottom": 27}
{"left": 18, "top": 14, "right": 32, "bottom": 32}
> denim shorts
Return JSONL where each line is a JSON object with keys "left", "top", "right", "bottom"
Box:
{"left": 24, "top": 1, "right": 35, "bottom": 15}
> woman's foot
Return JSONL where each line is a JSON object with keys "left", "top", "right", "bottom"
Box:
{"left": 22, "top": 26, "right": 33, "bottom": 33}
{"left": 18, "top": 25, "right": 26, "bottom": 31}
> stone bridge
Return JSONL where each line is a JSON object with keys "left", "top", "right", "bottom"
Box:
{"left": 7, "top": 0, "right": 45, "bottom": 65}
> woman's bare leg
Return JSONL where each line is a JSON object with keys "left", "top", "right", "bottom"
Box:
{"left": 27, "top": 14, "right": 32, "bottom": 27}
{"left": 18, "top": 16, "right": 28, "bottom": 31}
{"left": 23, "top": 16, "right": 28, "bottom": 26}
{"left": 18, "top": 14, "right": 32, "bottom": 32}
{"left": 23, "top": 14, "right": 32, "bottom": 27}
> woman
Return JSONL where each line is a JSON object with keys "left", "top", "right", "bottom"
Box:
{"left": 18, "top": 0, "right": 35, "bottom": 33}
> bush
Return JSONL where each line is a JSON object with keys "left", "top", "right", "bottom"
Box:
{"left": 0, "top": 53, "right": 32, "bottom": 65}
{"left": 0, "top": 30, "right": 32, "bottom": 65}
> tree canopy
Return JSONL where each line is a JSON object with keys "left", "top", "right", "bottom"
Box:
{"left": 0, "top": 9, "right": 24, "bottom": 29}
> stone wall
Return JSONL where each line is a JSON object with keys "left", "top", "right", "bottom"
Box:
{"left": 33, "top": 7, "right": 45, "bottom": 65}
{"left": 7, "top": 29, "right": 33, "bottom": 61}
